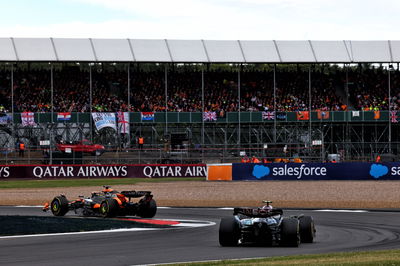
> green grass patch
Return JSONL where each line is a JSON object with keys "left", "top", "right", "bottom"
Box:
{"left": 0, "top": 177, "right": 204, "bottom": 189}
{"left": 1, "top": 216, "right": 166, "bottom": 236}
{"left": 170, "top": 249, "right": 400, "bottom": 266}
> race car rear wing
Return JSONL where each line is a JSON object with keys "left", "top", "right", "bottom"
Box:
{"left": 233, "top": 207, "right": 283, "bottom": 218}
{"left": 121, "top": 191, "right": 152, "bottom": 198}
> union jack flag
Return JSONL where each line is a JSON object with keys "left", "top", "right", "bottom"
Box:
{"left": 203, "top": 111, "right": 217, "bottom": 121}
{"left": 262, "top": 111, "right": 275, "bottom": 120}
{"left": 390, "top": 111, "right": 398, "bottom": 123}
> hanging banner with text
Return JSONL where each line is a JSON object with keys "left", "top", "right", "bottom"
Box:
{"left": 92, "top": 112, "right": 117, "bottom": 131}
{"left": 0, "top": 164, "right": 207, "bottom": 179}
{"left": 232, "top": 163, "right": 400, "bottom": 181}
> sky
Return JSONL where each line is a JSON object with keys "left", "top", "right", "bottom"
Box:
{"left": 0, "top": 0, "right": 398, "bottom": 40}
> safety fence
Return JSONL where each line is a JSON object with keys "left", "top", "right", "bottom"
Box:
{"left": 0, "top": 146, "right": 329, "bottom": 165}
{"left": 2, "top": 162, "right": 399, "bottom": 180}
{"left": 5, "top": 111, "right": 397, "bottom": 123}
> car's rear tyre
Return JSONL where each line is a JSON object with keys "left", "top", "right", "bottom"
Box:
{"left": 100, "top": 198, "right": 119, "bottom": 218}
{"left": 51, "top": 196, "right": 69, "bottom": 216}
{"left": 299, "top": 216, "right": 315, "bottom": 243}
{"left": 280, "top": 218, "right": 300, "bottom": 247}
{"left": 219, "top": 217, "right": 239, "bottom": 246}
{"left": 138, "top": 199, "right": 157, "bottom": 218}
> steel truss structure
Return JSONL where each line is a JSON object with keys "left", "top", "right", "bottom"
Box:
{"left": 0, "top": 59, "right": 399, "bottom": 164}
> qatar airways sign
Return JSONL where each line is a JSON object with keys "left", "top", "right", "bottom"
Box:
{"left": 32, "top": 166, "right": 128, "bottom": 178}
{"left": 0, "top": 165, "right": 207, "bottom": 179}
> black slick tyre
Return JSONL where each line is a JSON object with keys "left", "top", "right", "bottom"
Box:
{"left": 51, "top": 196, "right": 69, "bottom": 216}
{"left": 299, "top": 216, "right": 315, "bottom": 243}
{"left": 280, "top": 218, "right": 300, "bottom": 247}
{"left": 100, "top": 198, "right": 119, "bottom": 218}
{"left": 219, "top": 217, "right": 239, "bottom": 246}
{"left": 138, "top": 199, "right": 157, "bottom": 218}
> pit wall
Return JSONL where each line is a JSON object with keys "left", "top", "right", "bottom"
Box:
{"left": 207, "top": 163, "right": 400, "bottom": 181}
{"left": 0, "top": 164, "right": 207, "bottom": 179}
{"left": 2, "top": 163, "right": 399, "bottom": 180}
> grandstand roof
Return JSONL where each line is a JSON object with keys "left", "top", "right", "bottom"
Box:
{"left": 0, "top": 38, "right": 399, "bottom": 63}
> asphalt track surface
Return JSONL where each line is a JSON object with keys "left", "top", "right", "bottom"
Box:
{"left": 0, "top": 207, "right": 400, "bottom": 266}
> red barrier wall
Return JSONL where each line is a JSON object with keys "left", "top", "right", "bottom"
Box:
{"left": 0, "top": 164, "right": 207, "bottom": 179}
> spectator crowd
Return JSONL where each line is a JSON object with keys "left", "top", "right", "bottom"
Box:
{"left": 0, "top": 65, "right": 399, "bottom": 114}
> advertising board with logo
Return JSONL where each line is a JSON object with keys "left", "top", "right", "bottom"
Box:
{"left": 0, "top": 165, "right": 207, "bottom": 179}
{"left": 232, "top": 163, "right": 400, "bottom": 181}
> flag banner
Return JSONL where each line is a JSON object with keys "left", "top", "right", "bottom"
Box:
{"left": 262, "top": 111, "right": 275, "bottom": 120}
{"left": 57, "top": 112, "right": 71, "bottom": 121}
{"left": 117, "top": 111, "right": 130, "bottom": 134}
{"left": 141, "top": 112, "right": 154, "bottom": 121}
{"left": 21, "top": 112, "right": 36, "bottom": 126}
{"left": 0, "top": 113, "right": 12, "bottom": 125}
{"left": 374, "top": 110, "right": 381, "bottom": 120}
{"left": 276, "top": 112, "right": 287, "bottom": 120}
{"left": 317, "top": 110, "right": 330, "bottom": 119}
{"left": 92, "top": 113, "right": 117, "bottom": 131}
{"left": 352, "top": 111, "right": 360, "bottom": 117}
{"left": 390, "top": 111, "right": 398, "bottom": 123}
{"left": 203, "top": 111, "right": 217, "bottom": 121}
{"left": 296, "top": 111, "right": 309, "bottom": 120}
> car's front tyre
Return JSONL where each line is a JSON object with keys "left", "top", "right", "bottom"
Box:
{"left": 51, "top": 196, "right": 69, "bottom": 216}
{"left": 299, "top": 216, "right": 315, "bottom": 243}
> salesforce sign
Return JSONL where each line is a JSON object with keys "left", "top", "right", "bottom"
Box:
{"left": 232, "top": 163, "right": 400, "bottom": 181}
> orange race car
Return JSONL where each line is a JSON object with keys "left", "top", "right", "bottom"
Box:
{"left": 43, "top": 186, "right": 156, "bottom": 218}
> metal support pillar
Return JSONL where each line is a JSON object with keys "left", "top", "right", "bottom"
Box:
{"left": 238, "top": 64, "right": 241, "bottom": 151}
{"left": 201, "top": 66, "right": 205, "bottom": 161}
{"left": 127, "top": 63, "right": 131, "bottom": 148}
{"left": 89, "top": 64, "right": 93, "bottom": 142}
{"left": 11, "top": 64, "right": 15, "bottom": 150}
{"left": 165, "top": 64, "right": 168, "bottom": 135}
{"left": 309, "top": 66, "right": 312, "bottom": 157}
{"left": 50, "top": 63, "right": 54, "bottom": 164}
{"left": 388, "top": 66, "right": 392, "bottom": 153}
{"left": 273, "top": 64, "right": 277, "bottom": 143}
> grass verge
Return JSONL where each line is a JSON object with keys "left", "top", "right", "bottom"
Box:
{"left": 0, "top": 177, "right": 205, "bottom": 189}
{"left": 170, "top": 249, "right": 400, "bottom": 265}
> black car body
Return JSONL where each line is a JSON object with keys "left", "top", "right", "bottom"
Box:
{"left": 43, "top": 186, "right": 157, "bottom": 218}
{"left": 219, "top": 207, "right": 315, "bottom": 247}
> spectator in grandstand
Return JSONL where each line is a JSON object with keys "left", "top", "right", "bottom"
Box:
{"left": 4, "top": 65, "right": 398, "bottom": 113}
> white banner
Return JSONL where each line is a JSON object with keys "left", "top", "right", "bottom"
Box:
{"left": 91, "top": 113, "right": 117, "bottom": 131}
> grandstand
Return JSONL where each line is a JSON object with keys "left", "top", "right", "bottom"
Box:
{"left": 0, "top": 38, "right": 399, "bottom": 164}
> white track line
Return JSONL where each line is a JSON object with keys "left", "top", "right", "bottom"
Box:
{"left": 0, "top": 218, "right": 215, "bottom": 239}
{"left": 15, "top": 205, "right": 43, "bottom": 208}
{"left": 0, "top": 228, "right": 159, "bottom": 239}
{"left": 12, "top": 206, "right": 370, "bottom": 213}
{"left": 140, "top": 257, "right": 268, "bottom": 266}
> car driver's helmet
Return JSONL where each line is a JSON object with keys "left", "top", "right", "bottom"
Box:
{"left": 261, "top": 200, "right": 273, "bottom": 211}
{"left": 262, "top": 205, "right": 273, "bottom": 211}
